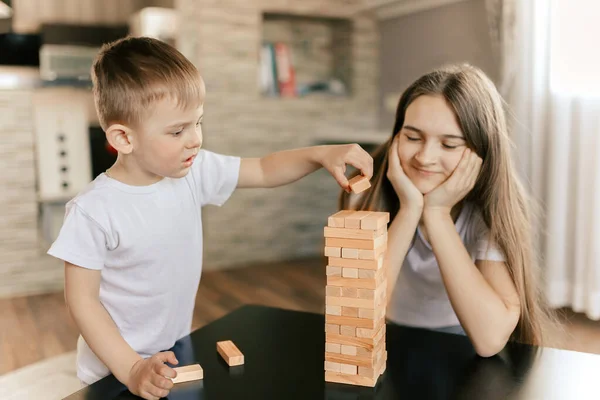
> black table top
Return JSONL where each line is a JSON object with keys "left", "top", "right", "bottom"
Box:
{"left": 66, "top": 305, "right": 600, "bottom": 400}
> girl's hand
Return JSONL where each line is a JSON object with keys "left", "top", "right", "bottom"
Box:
{"left": 424, "top": 148, "right": 482, "bottom": 215}
{"left": 319, "top": 144, "right": 373, "bottom": 192}
{"left": 387, "top": 136, "right": 424, "bottom": 211}
{"left": 127, "top": 352, "right": 178, "bottom": 400}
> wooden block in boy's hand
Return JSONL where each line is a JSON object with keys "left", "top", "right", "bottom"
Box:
{"left": 217, "top": 340, "right": 244, "bottom": 366}
{"left": 172, "top": 364, "right": 203, "bottom": 384}
{"left": 348, "top": 175, "right": 371, "bottom": 194}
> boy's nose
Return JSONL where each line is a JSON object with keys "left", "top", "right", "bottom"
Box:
{"left": 187, "top": 131, "right": 202, "bottom": 149}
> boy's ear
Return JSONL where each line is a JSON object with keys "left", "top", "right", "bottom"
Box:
{"left": 105, "top": 124, "right": 134, "bottom": 154}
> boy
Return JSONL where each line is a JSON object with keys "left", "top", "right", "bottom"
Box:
{"left": 47, "top": 36, "right": 372, "bottom": 400}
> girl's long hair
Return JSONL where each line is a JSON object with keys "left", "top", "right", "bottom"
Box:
{"left": 340, "top": 64, "right": 559, "bottom": 346}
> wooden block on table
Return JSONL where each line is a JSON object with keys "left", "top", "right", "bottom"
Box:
{"left": 360, "top": 212, "right": 390, "bottom": 230}
{"left": 348, "top": 175, "right": 371, "bottom": 194}
{"left": 216, "top": 340, "right": 244, "bottom": 366}
{"left": 326, "top": 343, "right": 341, "bottom": 354}
{"left": 341, "top": 306, "right": 359, "bottom": 317}
{"left": 342, "top": 267, "right": 359, "bottom": 278}
{"left": 341, "top": 287, "right": 358, "bottom": 298}
{"left": 341, "top": 247, "right": 359, "bottom": 259}
{"left": 328, "top": 210, "right": 356, "bottom": 228}
{"left": 326, "top": 266, "right": 342, "bottom": 276}
{"left": 172, "top": 364, "right": 203, "bottom": 384}
{"left": 344, "top": 211, "right": 372, "bottom": 229}
{"left": 324, "top": 246, "right": 341, "bottom": 258}
{"left": 328, "top": 255, "right": 384, "bottom": 271}
{"left": 325, "top": 371, "right": 377, "bottom": 387}
{"left": 326, "top": 286, "right": 342, "bottom": 297}
{"left": 324, "top": 226, "right": 386, "bottom": 241}
{"left": 325, "top": 233, "right": 387, "bottom": 250}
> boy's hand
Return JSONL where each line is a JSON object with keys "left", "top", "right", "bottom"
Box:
{"left": 319, "top": 144, "right": 373, "bottom": 192}
{"left": 127, "top": 351, "right": 178, "bottom": 400}
{"left": 424, "top": 148, "right": 482, "bottom": 214}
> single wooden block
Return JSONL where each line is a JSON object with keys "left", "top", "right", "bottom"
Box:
{"left": 325, "top": 361, "right": 342, "bottom": 372}
{"left": 341, "top": 247, "right": 359, "bottom": 259}
{"left": 348, "top": 175, "right": 371, "bottom": 194}
{"left": 325, "top": 371, "right": 377, "bottom": 387}
{"left": 360, "top": 212, "right": 390, "bottom": 230}
{"left": 358, "top": 308, "right": 375, "bottom": 320}
{"left": 342, "top": 267, "right": 359, "bottom": 278}
{"left": 358, "top": 269, "right": 376, "bottom": 279}
{"left": 326, "top": 296, "right": 376, "bottom": 309}
{"left": 341, "top": 325, "right": 356, "bottom": 337}
{"left": 328, "top": 275, "right": 377, "bottom": 290}
{"left": 326, "top": 286, "right": 342, "bottom": 297}
{"left": 342, "top": 287, "right": 358, "bottom": 298}
{"left": 217, "top": 340, "right": 244, "bottom": 366}
{"left": 344, "top": 211, "right": 372, "bottom": 229}
{"left": 172, "top": 364, "right": 203, "bottom": 384}
{"left": 325, "top": 314, "right": 377, "bottom": 329}
{"left": 328, "top": 210, "right": 356, "bottom": 228}
{"left": 326, "top": 343, "right": 341, "bottom": 354}
{"left": 328, "top": 256, "right": 384, "bottom": 271}
{"left": 325, "top": 305, "right": 342, "bottom": 316}
{"left": 341, "top": 345, "right": 358, "bottom": 356}
{"left": 324, "top": 226, "right": 385, "bottom": 241}
{"left": 341, "top": 306, "right": 359, "bottom": 317}
{"left": 357, "top": 288, "right": 375, "bottom": 300}
{"left": 326, "top": 323, "right": 341, "bottom": 334}
{"left": 324, "top": 246, "right": 342, "bottom": 258}
{"left": 326, "top": 266, "right": 342, "bottom": 276}
{"left": 340, "top": 363, "right": 358, "bottom": 375}
{"left": 325, "top": 233, "right": 387, "bottom": 250}
{"left": 358, "top": 244, "right": 387, "bottom": 260}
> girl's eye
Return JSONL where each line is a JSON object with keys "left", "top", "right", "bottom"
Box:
{"left": 442, "top": 144, "right": 459, "bottom": 149}
{"left": 406, "top": 136, "right": 420, "bottom": 141}
{"left": 196, "top": 119, "right": 203, "bottom": 127}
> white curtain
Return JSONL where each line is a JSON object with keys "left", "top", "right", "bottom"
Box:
{"left": 491, "top": 0, "right": 600, "bottom": 319}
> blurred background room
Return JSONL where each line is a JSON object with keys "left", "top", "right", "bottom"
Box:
{"left": 1, "top": 0, "right": 599, "bottom": 398}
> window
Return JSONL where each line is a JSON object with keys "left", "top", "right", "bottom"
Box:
{"left": 550, "top": 0, "right": 600, "bottom": 96}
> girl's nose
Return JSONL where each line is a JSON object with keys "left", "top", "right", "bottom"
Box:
{"left": 414, "top": 144, "right": 437, "bottom": 165}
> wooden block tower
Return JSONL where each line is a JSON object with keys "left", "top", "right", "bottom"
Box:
{"left": 324, "top": 210, "right": 390, "bottom": 387}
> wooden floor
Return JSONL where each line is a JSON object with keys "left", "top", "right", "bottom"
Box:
{"left": 1, "top": 257, "right": 600, "bottom": 376}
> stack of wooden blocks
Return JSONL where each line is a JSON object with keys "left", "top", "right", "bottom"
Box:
{"left": 324, "top": 210, "right": 390, "bottom": 387}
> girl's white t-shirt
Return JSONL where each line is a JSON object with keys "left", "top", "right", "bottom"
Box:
{"left": 47, "top": 150, "right": 240, "bottom": 384}
{"left": 386, "top": 202, "right": 506, "bottom": 328}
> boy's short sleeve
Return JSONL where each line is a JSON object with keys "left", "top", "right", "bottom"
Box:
{"left": 472, "top": 208, "right": 506, "bottom": 262}
{"left": 47, "top": 202, "right": 108, "bottom": 270}
{"left": 190, "top": 149, "right": 240, "bottom": 207}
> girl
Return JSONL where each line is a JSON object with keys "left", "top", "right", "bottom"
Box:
{"left": 340, "top": 64, "right": 557, "bottom": 357}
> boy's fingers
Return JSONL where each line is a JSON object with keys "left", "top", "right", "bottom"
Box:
{"left": 155, "top": 351, "right": 177, "bottom": 365}
{"left": 152, "top": 369, "right": 174, "bottom": 389}
{"left": 157, "top": 363, "right": 177, "bottom": 379}
{"left": 332, "top": 167, "right": 349, "bottom": 189}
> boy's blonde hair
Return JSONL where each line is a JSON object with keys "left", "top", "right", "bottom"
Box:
{"left": 91, "top": 36, "right": 205, "bottom": 131}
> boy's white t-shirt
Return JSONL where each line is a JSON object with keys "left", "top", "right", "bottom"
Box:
{"left": 47, "top": 149, "right": 240, "bottom": 384}
{"left": 386, "top": 202, "right": 506, "bottom": 328}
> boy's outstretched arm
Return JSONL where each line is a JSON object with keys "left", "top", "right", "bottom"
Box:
{"left": 237, "top": 144, "right": 373, "bottom": 191}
